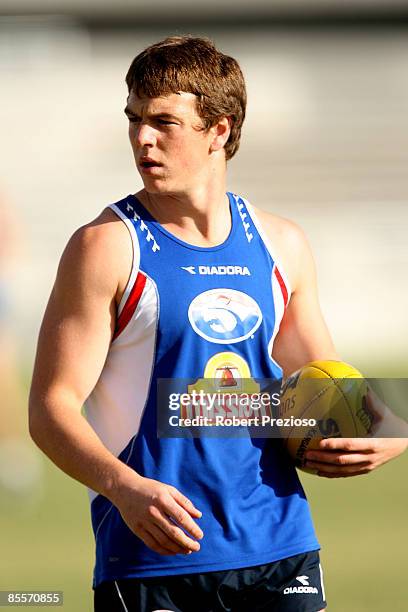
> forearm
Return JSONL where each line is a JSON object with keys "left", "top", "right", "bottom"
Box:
{"left": 28, "top": 395, "right": 139, "bottom": 506}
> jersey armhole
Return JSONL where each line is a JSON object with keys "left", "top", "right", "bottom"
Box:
{"left": 109, "top": 202, "right": 140, "bottom": 316}
{"left": 243, "top": 198, "right": 292, "bottom": 302}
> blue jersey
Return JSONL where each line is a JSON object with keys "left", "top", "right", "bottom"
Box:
{"left": 85, "top": 192, "right": 319, "bottom": 588}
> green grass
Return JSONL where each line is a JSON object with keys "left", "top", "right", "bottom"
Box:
{"left": 0, "top": 450, "right": 94, "bottom": 612}
{"left": 301, "top": 453, "right": 408, "bottom": 611}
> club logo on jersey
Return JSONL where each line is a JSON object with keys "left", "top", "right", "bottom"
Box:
{"left": 188, "top": 288, "right": 262, "bottom": 344}
{"left": 181, "top": 265, "right": 251, "bottom": 276}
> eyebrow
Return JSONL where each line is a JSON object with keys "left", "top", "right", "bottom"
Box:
{"left": 123, "top": 107, "right": 180, "bottom": 121}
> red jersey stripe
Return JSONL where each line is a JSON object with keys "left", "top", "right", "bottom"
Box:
{"left": 274, "top": 266, "right": 289, "bottom": 308}
{"left": 113, "top": 272, "right": 147, "bottom": 340}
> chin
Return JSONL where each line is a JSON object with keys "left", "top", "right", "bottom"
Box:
{"left": 142, "top": 178, "right": 175, "bottom": 196}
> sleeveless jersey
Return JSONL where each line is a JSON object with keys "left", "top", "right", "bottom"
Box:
{"left": 85, "top": 192, "right": 319, "bottom": 588}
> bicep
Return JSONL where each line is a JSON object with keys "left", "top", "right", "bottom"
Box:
{"left": 30, "top": 228, "right": 117, "bottom": 412}
{"left": 272, "top": 288, "right": 338, "bottom": 378}
{"left": 272, "top": 230, "right": 338, "bottom": 377}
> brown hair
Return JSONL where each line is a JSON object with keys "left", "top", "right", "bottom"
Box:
{"left": 125, "top": 36, "right": 247, "bottom": 160}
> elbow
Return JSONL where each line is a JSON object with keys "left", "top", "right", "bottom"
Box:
{"left": 28, "top": 406, "right": 41, "bottom": 448}
{"left": 28, "top": 392, "right": 46, "bottom": 449}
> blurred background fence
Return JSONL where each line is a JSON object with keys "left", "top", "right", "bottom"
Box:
{"left": 1, "top": 1, "right": 407, "bottom": 611}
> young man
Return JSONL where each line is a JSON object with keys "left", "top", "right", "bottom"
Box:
{"left": 29, "top": 36, "right": 407, "bottom": 612}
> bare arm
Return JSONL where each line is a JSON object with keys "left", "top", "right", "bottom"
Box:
{"left": 270, "top": 221, "right": 339, "bottom": 376}
{"left": 29, "top": 213, "right": 122, "bottom": 495}
{"left": 259, "top": 211, "right": 408, "bottom": 473}
{"left": 29, "top": 209, "right": 203, "bottom": 554}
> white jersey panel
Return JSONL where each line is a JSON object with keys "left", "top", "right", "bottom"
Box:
{"left": 84, "top": 274, "right": 158, "bottom": 501}
{"left": 243, "top": 198, "right": 292, "bottom": 299}
{"left": 110, "top": 202, "right": 141, "bottom": 316}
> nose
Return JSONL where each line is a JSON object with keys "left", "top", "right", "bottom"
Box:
{"left": 135, "top": 122, "right": 156, "bottom": 148}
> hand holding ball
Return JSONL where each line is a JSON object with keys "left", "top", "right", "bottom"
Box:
{"left": 279, "top": 361, "right": 372, "bottom": 472}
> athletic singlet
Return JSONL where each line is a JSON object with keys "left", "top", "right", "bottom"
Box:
{"left": 85, "top": 192, "right": 319, "bottom": 588}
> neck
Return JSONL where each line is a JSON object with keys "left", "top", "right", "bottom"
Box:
{"left": 135, "top": 173, "right": 231, "bottom": 247}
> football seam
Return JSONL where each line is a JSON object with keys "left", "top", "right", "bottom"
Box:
{"left": 282, "top": 380, "right": 334, "bottom": 446}
{"left": 308, "top": 365, "right": 363, "bottom": 435}
{"left": 282, "top": 366, "right": 366, "bottom": 445}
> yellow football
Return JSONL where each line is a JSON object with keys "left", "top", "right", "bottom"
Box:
{"left": 278, "top": 360, "right": 372, "bottom": 472}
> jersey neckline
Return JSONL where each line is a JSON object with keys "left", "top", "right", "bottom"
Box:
{"left": 127, "top": 192, "right": 238, "bottom": 252}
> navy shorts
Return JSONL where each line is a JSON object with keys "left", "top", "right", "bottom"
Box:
{"left": 93, "top": 550, "right": 327, "bottom": 611}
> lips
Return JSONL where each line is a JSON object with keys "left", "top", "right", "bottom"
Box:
{"left": 139, "top": 157, "right": 162, "bottom": 169}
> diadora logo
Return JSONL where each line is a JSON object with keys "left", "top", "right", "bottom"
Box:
{"left": 233, "top": 194, "right": 253, "bottom": 243}
{"left": 283, "top": 575, "right": 319, "bottom": 596}
{"left": 188, "top": 288, "right": 262, "bottom": 344}
{"left": 126, "top": 201, "right": 160, "bottom": 253}
{"left": 181, "top": 265, "right": 251, "bottom": 276}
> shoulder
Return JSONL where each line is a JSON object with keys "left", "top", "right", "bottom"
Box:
{"left": 252, "top": 205, "right": 307, "bottom": 248}
{"left": 58, "top": 206, "right": 132, "bottom": 304}
{"left": 250, "top": 205, "right": 313, "bottom": 293}
{"left": 66, "top": 207, "right": 129, "bottom": 256}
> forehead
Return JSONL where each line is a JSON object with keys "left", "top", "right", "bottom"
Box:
{"left": 127, "top": 90, "right": 198, "bottom": 116}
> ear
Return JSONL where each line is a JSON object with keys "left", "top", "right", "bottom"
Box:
{"left": 209, "top": 117, "right": 232, "bottom": 153}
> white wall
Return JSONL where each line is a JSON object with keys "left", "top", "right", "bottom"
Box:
{"left": 2, "top": 25, "right": 407, "bottom": 372}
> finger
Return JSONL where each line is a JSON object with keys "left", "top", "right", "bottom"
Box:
{"left": 147, "top": 522, "right": 194, "bottom": 555}
{"left": 316, "top": 466, "right": 373, "bottom": 478}
{"left": 306, "top": 460, "right": 372, "bottom": 474}
{"left": 168, "top": 486, "right": 203, "bottom": 518}
{"left": 164, "top": 497, "right": 204, "bottom": 541}
{"left": 138, "top": 526, "right": 180, "bottom": 556}
{"left": 148, "top": 504, "right": 202, "bottom": 550}
{"left": 305, "top": 451, "right": 373, "bottom": 465}
{"left": 158, "top": 508, "right": 202, "bottom": 551}
{"left": 318, "top": 438, "right": 378, "bottom": 452}
{"left": 161, "top": 509, "right": 202, "bottom": 548}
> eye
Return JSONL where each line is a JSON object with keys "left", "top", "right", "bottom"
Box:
{"left": 158, "top": 119, "right": 176, "bottom": 126}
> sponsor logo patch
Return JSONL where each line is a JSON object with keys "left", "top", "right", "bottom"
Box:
{"left": 283, "top": 575, "right": 319, "bottom": 596}
{"left": 181, "top": 265, "right": 250, "bottom": 276}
